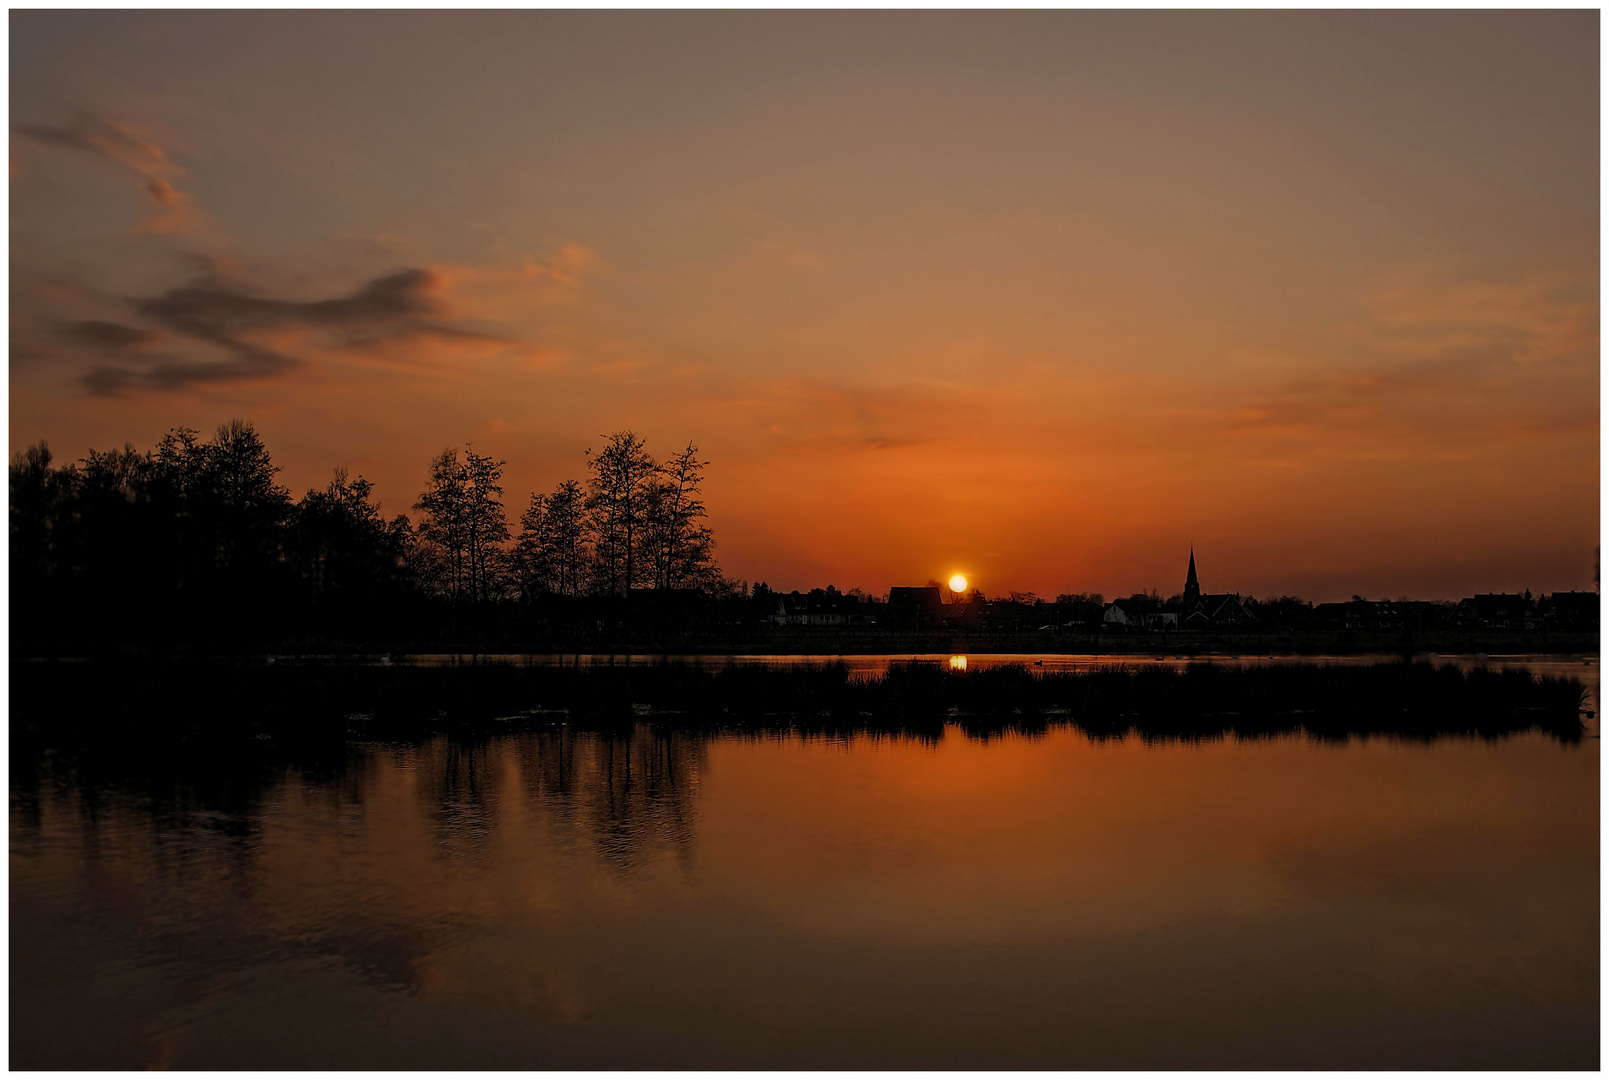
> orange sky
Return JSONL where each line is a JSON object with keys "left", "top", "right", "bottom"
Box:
{"left": 9, "top": 11, "right": 1599, "bottom": 600}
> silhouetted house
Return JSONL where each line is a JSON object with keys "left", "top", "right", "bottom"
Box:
{"left": 950, "top": 590, "right": 990, "bottom": 628}
{"left": 886, "top": 586, "right": 943, "bottom": 629}
{"left": 1311, "top": 599, "right": 1402, "bottom": 632}
{"left": 1050, "top": 599, "right": 1105, "bottom": 632}
{"left": 773, "top": 586, "right": 878, "bottom": 627}
{"left": 1183, "top": 593, "right": 1255, "bottom": 630}
{"left": 1544, "top": 591, "right": 1599, "bottom": 631}
{"left": 1240, "top": 596, "right": 1316, "bottom": 630}
{"left": 980, "top": 597, "right": 1045, "bottom": 631}
{"left": 1102, "top": 595, "right": 1179, "bottom": 630}
{"left": 1145, "top": 607, "right": 1180, "bottom": 630}
{"left": 1395, "top": 600, "right": 1453, "bottom": 632}
{"left": 1460, "top": 593, "right": 1536, "bottom": 631}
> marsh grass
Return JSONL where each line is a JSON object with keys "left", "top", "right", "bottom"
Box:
{"left": 14, "top": 658, "right": 1587, "bottom": 746}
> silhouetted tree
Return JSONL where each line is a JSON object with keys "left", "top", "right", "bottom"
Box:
{"left": 586, "top": 431, "right": 656, "bottom": 595}
{"left": 10, "top": 442, "right": 66, "bottom": 579}
{"left": 513, "top": 491, "right": 552, "bottom": 600}
{"left": 542, "top": 479, "right": 589, "bottom": 598}
{"left": 515, "top": 478, "right": 591, "bottom": 599}
{"left": 11, "top": 421, "right": 307, "bottom": 650}
{"left": 199, "top": 420, "right": 292, "bottom": 588}
{"left": 80, "top": 443, "right": 150, "bottom": 499}
{"left": 10, "top": 418, "right": 746, "bottom": 654}
{"left": 414, "top": 448, "right": 471, "bottom": 604}
{"left": 72, "top": 444, "right": 158, "bottom": 619}
{"left": 1253, "top": 595, "right": 1314, "bottom": 630}
{"left": 151, "top": 426, "right": 205, "bottom": 504}
{"left": 462, "top": 448, "right": 510, "bottom": 604}
{"left": 646, "top": 441, "right": 719, "bottom": 590}
{"left": 414, "top": 445, "right": 511, "bottom": 607}
{"left": 293, "top": 468, "right": 413, "bottom": 606}
{"left": 204, "top": 421, "right": 286, "bottom": 512}
{"left": 10, "top": 442, "right": 86, "bottom": 641}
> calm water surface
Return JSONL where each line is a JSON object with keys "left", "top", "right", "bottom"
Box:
{"left": 403, "top": 650, "right": 1599, "bottom": 677}
{"left": 11, "top": 656, "right": 1599, "bottom": 1068}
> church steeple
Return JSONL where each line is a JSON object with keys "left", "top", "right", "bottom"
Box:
{"left": 1183, "top": 547, "right": 1200, "bottom": 605}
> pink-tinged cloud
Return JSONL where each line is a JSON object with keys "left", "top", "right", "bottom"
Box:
{"left": 15, "top": 110, "right": 203, "bottom": 235}
{"left": 433, "top": 245, "right": 604, "bottom": 315}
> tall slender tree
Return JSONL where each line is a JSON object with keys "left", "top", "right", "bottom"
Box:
{"left": 647, "top": 441, "right": 719, "bottom": 590}
{"left": 10, "top": 441, "right": 67, "bottom": 586}
{"left": 513, "top": 491, "right": 551, "bottom": 600}
{"left": 462, "top": 447, "right": 510, "bottom": 603}
{"left": 199, "top": 420, "right": 291, "bottom": 586}
{"left": 414, "top": 445, "right": 509, "bottom": 606}
{"left": 585, "top": 431, "right": 656, "bottom": 595}
{"left": 414, "top": 447, "right": 470, "bottom": 604}
{"left": 542, "top": 479, "right": 589, "bottom": 597}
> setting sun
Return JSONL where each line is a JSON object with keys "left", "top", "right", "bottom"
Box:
{"left": 949, "top": 574, "right": 968, "bottom": 593}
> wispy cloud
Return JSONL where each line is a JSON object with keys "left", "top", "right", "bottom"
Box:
{"left": 1367, "top": 272, "right": 1597, "bottom": 368}
{"left": 434, "top": 243, "right": 603, "bottom": 306}
{"left": 15, "top": 110, "right": 202, "bottom": 235}
{"left": 1184, "top": 269, "right": 1600, "bottom": 464}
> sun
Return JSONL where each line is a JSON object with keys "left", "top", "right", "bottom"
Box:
{"left": 948, "top": 574, "right": 968, "bottom": 593}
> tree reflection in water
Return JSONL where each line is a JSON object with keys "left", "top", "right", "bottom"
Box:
{"left": 415, "top": 726, "right": 705, "bottom": 873}
{"left": 11, "top": 707, "right": 1598, "bottom": 1070}
{"left": 13, "top": 724, "right": 710, "bottom": 1034}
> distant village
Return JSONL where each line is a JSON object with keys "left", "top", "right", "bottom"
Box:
{"left": 752, "top": 550, "right": 1601, "bottom": 635}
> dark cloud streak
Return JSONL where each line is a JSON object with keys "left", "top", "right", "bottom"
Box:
{"left": 137, "top": 268, "right": 444, "bottom": 341}
{"left": 83, "top": 353, "right": 299, "bottom": 396}
{"left": 80, "top": 267, "right": 507, "bottom": 396}
{"left": 61, "top": 320, "right": 158, "bottom": 350}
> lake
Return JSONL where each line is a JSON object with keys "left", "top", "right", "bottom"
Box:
{"left": 10, "top": 655, "right": 1598, "bottom": 1068}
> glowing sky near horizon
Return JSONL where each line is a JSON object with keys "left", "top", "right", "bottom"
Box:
{"left": 10, "top": 11, "right": 1599, "bottom": 601}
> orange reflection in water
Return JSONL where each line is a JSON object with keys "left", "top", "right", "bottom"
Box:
{"left": 10, "top": 720, "right": 1599, "bottom": 1070}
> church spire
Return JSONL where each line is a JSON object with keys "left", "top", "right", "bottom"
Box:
{"left": 1184, "top": 547, "right": 1200, "bottom": 604}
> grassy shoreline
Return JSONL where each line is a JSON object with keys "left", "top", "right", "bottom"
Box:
{"left": 13, "top": 629, "right": 1599, "bottom": 663}
{"left": 14, "top": 657, "right": 1589, "bottom": 746}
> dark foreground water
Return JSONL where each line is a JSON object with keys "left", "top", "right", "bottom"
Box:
{"left": 11, "top": 658, "right": 1599, "bottom": 1069}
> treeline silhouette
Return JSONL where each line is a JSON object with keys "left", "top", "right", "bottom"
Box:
{"left": 14, "top": 658, "right": 1587, "bottom": 746}
{"left": 11, "top": 421, "right": 731, "bottom": 654}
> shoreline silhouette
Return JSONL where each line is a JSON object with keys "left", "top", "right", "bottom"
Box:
{"left": 10, "top": 420, "right": 1599, "bottom": 660}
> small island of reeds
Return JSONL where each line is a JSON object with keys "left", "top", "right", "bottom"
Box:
{"left": 15, "top": 658, "right": 1590, "bottom": 749}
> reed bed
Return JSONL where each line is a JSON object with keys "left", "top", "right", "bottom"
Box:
{"left": 14, "top": 658, "right": 1589, "bottom": 745}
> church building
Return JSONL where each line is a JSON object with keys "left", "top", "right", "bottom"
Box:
{"left": 1179, "top": 548, "right": 1255, "bottom": 629}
